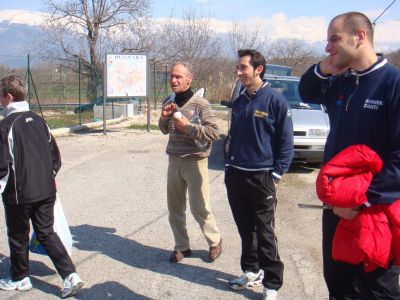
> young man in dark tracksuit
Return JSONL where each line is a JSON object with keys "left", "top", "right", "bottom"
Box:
{"left": 0, "top": 75, "right": 83, "bottom": 298}
{"left": 299, "top": 12, "right": 400, "bottom": 299}
{"left": 225, "top": 49, "right": 293, "bottom": 300}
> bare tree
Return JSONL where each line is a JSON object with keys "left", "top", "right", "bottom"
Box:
{"left": 43, "top": 0, "right": 151, "bottom": 99}
{"left": 149, "top": 9, "right": 222, "bottom": 64}
{"left": 265, "top": 39, "right": 316, "bottom": 76}
{"left": 227, "top": 21, "right": 268, "bottom": 57}
{"left": 146, "top": 8, "right": 226, "bottom": 105}
{"left": 386, "top": 49, "right": 400, "bottom": 68}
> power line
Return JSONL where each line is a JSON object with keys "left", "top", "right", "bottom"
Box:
{"left": 373, "top": 0, "right": 397, "bottom": 25}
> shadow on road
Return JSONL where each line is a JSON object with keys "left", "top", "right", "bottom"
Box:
{"left": 0, "top": 255, "right": 56, "bottom": 278}
{"left": 74, "top": 128, "right": 124, "bottom": 135}
{"left": 78, "top": 281, "right": 151, "bottom": 299}
{"left": 289, "top": 162, "right": 319, "bottom": 174}
{"left": 70, "top": 224, "right": 258, "bottom": 299}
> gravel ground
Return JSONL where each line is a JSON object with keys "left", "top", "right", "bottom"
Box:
{"left": 0, "top": 113, "right": 328, "bottom": 299}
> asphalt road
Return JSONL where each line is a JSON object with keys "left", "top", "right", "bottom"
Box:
{"left": 0, "top": 125, "right": 328, "bottom": 299}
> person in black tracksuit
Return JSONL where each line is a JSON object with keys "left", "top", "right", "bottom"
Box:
{"left": 225, "top": 49, "right": 293, "bottom": 300}
{"left": 299, "top": 12, "right": 400, "bottom": 300}
{"left": 0, "top": 75, "right": 83, "bottom": 298}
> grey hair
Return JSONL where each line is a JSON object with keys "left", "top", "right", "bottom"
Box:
{"left": 171, "top": 62, "right": 193, "bottom": 76}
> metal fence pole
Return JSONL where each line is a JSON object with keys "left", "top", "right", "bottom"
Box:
{"left": 62, "top": 67, "right": 66, "bottom": 112}
{"left": 165, "top": 64, "right": 168, "bottom": 99}
{"left": 153, "top": 61, "right": 156, "bottom": 109}
{"left": 27, "top": 54, "right": 31, "bottom": 105}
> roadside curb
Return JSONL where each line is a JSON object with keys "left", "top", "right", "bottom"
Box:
{"left": 50, "top": 117, "right": 129, "bottom": 137}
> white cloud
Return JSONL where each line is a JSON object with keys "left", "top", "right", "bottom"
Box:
{"left": 362, "top": 9, "right": 385, "bottom": 21}
{"left": 209, "top": 12, "right": 400, "bottom": 52}
{"left": 1, "top": 9, "right": 399, "bottom": 53}
{"left": 373, "top": 19, "right": 400, "bottom": 52}
{"left": 195, "top": 0, "right": 208, "bottom": 4}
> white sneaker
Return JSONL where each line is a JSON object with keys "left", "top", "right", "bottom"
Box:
{"left": 263, "top": 287, "right": 278, "bottom": 300}
{"left": 229, "top": 270, "right": 264, "bottom": 290}
{"left": 0, "top": 276, "right": 33, "bottom": 291}
{"left": 61, "top": 272, "right": 84, "bottom": 298}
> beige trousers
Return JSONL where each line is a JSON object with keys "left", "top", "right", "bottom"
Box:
{"left": 167, "top": 156, "right": 221, "bottom": 251}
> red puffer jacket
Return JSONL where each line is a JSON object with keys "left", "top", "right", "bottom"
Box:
{"left": 316, "top": 144, "right": 382, "bottom": 207}
{"left": 316, "top": 144, "right": 400, "bottom": 272}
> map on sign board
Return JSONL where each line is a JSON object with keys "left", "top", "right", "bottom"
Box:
{"left": 106, "top": 54, "right": 147, "bottom": 97}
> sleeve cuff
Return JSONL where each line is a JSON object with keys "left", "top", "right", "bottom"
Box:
{"left": 360, "top": 202, "right": 372, "bottom": 210}
{"left": 314, "top": 63, "right": 330, "bottom": 80}
{"left": 272, "top": 172, "right": 281, "bottom": 183}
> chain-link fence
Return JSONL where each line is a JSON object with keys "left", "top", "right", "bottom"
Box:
{"left": 0, "top": 54, "right": 171, "bottom": 129}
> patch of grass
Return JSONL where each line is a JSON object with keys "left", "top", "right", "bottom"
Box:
{"left": 128, "top": 124, "right": 159, "bottom": 130}
{"left": 35, "top": 110, "right": 94, "bottom": 129}
{"left": 212, "top": 106, "right": 229, "bottom": 111}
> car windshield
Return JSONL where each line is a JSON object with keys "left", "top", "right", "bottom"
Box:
{"left": 268, "top": 79, "right": 321, "bottom": 111}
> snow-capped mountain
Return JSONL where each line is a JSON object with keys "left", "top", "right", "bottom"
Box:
{"left": 0, "top": 10, "right": 48, "bottom": 66}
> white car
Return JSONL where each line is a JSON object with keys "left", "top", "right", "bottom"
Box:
{"left": 225, "top": 74, "right": 329, "bottom": 165}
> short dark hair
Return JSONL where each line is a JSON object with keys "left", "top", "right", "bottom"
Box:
{"left": 237, "top": 49, "right": 266, "bottom": 79}
{"left": 0, "top": 75, "right": 28, "bottom": 101}
{"left": 333, "top": 12, "right": 374, "bottom": 43}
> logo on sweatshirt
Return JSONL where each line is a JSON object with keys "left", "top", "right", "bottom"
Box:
{"left": 363, "top": 99, "right": 383, "bottom": 111}
{"left": 336, "top": 95, "right": 344, "bottom": 106}
{"left": 254, "top": 110, "right": 268, "bottom": 118}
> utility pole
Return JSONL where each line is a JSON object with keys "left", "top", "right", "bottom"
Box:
{"left": 372, "top": 0, "right": 397, "bottom": 27}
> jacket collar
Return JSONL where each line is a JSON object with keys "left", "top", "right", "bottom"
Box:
{"left": 351, "top": 55, "right": 387, "bottom": 77}
{"left": 241, "top": 81, "right": 269, "bottom": 98}
{"left": 1, "top": 101, "right": 30, "bottom": 117}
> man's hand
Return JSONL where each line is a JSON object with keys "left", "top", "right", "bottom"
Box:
{"left": 333, "top": 207, "right": 359, "bottom": 220}
{"left": 319, "top": 56, "right": 349, "bottom": 76}
{"left": 174, "top": 115, "right": 189, "bottom": 132}
{"left": 161, "top": 103, "right": 176, "bottom": 118}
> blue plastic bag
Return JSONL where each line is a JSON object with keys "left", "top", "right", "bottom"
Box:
{"left": 29, "top": 231, "right": 47, "bottom": 255}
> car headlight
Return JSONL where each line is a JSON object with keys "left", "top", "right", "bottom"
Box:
{"left": 308, "top": 129, "right": 329, "bottom": 137}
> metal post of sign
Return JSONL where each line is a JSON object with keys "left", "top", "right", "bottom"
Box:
{"left": 103, "top": 54, "right": 107, "bottom": 135}
{"left": 78, "top": 57, "right": 82, "bottom": 126}
{"left": 147, "top": 58, "right": 150, "bottom": 132}
{"left": 146, "top": 97, "right": 150, "bottom": 132}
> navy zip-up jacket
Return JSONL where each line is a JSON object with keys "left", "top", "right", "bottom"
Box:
{"left": 299, "top": 57, "right": 400, "bottom": 205}
{"left": 226, "top": 82, "right": 294, "bottom": 180}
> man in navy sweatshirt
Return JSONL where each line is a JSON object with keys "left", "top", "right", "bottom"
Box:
{"left": 225, "top": 49, "right": 293, "bottom": 300}
{"left": 299, "top": 12, "right": 400, "bottom": 299}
